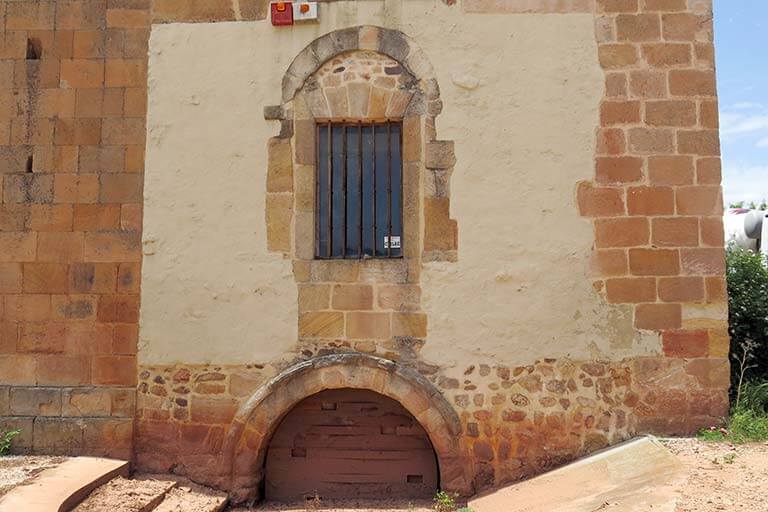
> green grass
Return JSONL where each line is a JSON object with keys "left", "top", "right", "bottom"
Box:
{"left": 698, "top": 380, "right": 768, "bottom": 444}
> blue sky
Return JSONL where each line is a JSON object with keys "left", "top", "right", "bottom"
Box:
{"left": 714, "top": 1, "right": 768, "bottom": 206}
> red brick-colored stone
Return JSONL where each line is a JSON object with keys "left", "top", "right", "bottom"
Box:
{"left": 662, "top": 330, "right": 709, "bottom": 357}
{"left": 590, "top": 249, "right": 629, "bottom": 277}
{"left": 677, "top": 130, "right": 720, "bottom": 156}
{"left": 680, "top": 248, "right": 725, "bottom": 276}
{"left": 700, "top": 217, "right": 725, "bottom": 247}
{"left": 648, "top": 156, "right": 694, "bottom": 185}
{"left": 669, "top": 70, "right": 716, "bottom": 96}
{"left": 696, "top": 158, "right": 721, "bottom": 185}
{"left": 92, "top": 355, "right": 137, "bottom": 386}
{"left": 646, "top": 100, "right": 696, "bottom": 127}
{"left": 629, "top": 248, "right": 680, "bottom": 276}
{"left": 641, "top": 43, "right": 692, "bottom": 67}
{"left": 658, "top": 276, "right": 705, "bottom": 302}
{"left": 676, "top": 186, "right": 722, "bottom": 215}
{"left": 599, "top": 44, "right": 639, "bottom": 69}
{"left": 595, "top": 218, "right": 649, "bottom": 248}
{"left": 651, "top": 217, "right": 699, "bottom": 247}
{"left": 596, "top": 128, "right": 627, "bottom": 155}
{"left": 577, "top": 182, "right": 625, "bottom": 217}
{"left": 23, "top": 263, "right": 69, "bottom": 293}
{"left": 60, "top": 59, "right": 104, "bottom": 88}
{"left": 635, "top": 303, "right": 682, "bottom": 330}
{"left": 627, "top": 186, "right": 674, "bottom": 215}
{"left": 596, "top": 157, "right": 642, "bottom": 184}
{"left": 600, "top": 101, "right": 641, "bottom": 125}
{"left": 616, "top": 14, "right": 661, "bottom": 42}
{"left": 605, "top": 277, "right": 656, "bottom": 303}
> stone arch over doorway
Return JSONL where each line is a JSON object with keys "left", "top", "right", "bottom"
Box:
{"left": 220, "top": 353, "right": 472, "bottom": 503}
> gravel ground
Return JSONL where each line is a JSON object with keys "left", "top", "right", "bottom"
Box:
{"left": 663, "top": 438, "right": 768, "bottom": 512}
{"left": 0, "top": 456, "right": 67, "bottom": 498}
{"left": 230, "top": 499, "right": 434, "bottom": 511}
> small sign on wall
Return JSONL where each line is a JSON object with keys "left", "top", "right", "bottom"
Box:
{"left": 270, "top": 2, "right": 293, "bottom": 25}
{"left": 293, "top": 2, "right": 318, "bottom": 22}
{"left": 270, "top": 2, "right": 318, "bottom": 26}
{"left": 384, "top": 236, "right": 401, "bottom": 249}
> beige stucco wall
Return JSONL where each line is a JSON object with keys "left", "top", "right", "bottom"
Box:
{"left": 141, "top": 0, "right": 661, "bottom": 365}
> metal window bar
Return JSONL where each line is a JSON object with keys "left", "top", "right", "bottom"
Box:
{"left": 316, "top": 121, "right": 402, "bottom": 259}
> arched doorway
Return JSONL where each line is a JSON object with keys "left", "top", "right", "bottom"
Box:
{"left": 221, "top": 353, "right": 472, "bottom": 503}
{"left": 264, "top": 388, "right": 439, "bottom": 502}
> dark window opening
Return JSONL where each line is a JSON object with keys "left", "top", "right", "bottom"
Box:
{"left": 316, "top": 121, "right": 403, "bottom": 259}
{"left": 26, "top": 38, "right": 42, "bottom": 60}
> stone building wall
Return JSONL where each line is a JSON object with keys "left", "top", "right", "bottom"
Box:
{"left": 0, "top": 0, "right": 151, "bottom": 458}
{"left": 2, "top": 0, "right": 730, "bottom": 504}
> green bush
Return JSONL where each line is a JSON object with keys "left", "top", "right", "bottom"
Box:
{"left": 0, "top": 428, "right": 21, "bottom": 455}
{"left": 726, "top": 246, "right": 768, "bottom": 388}
{"left": 697, "top": 247, "right": 768, "bottom": 444}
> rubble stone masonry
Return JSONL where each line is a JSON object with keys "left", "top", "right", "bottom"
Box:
{"left": 1, "top": 0, "right": 729, "bottom": 504}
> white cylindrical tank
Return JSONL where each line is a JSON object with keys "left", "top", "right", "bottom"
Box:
{"left": 725, "top": 208, "right": 767, "bottom": 254}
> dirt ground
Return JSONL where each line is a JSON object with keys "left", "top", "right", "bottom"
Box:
{"left": 230, "top": 499, "right": 434, "bottom": 511}
{"left": 663, "top": 438, "right": 768, "bottom": 512}
{"left": 234, "top": 439, "right": 768, "bottom": 512}
{"left": 3, "top": 439, "right": 768, "bottom": 511}
{"left": 0, "top": 455, "right": 67, "bottom": 498}
{"left": 73, "top": 476, "right": 176, "bottom": 512}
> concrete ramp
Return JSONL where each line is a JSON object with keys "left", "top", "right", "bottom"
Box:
{"left": 469, "top": 437, "right": 684, "bottom": 512}
{"left": 0, "top": 457, "right": 128, "bottom": 512}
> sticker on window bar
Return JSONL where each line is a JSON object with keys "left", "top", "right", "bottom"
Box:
{"left": 384, "top": 236, "right": 401, "bottom": 249}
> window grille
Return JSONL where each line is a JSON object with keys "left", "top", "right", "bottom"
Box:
{"left": 316, "top": 121, "right": 403, "bottom": 259}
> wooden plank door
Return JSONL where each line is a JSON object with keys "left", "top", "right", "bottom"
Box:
{"left": 264, "top": 388, "right": 438, "bottom": 502}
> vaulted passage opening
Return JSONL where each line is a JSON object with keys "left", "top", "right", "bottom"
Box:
{"left": 264, "top": 388, "right": 439, "bottom": 502}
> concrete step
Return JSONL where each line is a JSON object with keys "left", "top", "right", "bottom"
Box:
{"left": 469, "top": 436, "right": 685, "bottom": 512}
{"left": 72, "top": 475, "right": 177, "bottom": 512}
{"left": 0, "top": 457, "right": 129, "bottom": 512}
{"left": 152, "top": 477, "right": 228, "bottom": 512}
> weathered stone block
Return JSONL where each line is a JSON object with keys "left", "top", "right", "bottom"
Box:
{"left": 32, "top": 417, "right": 83, "bottom": 454}
{"left": 378, "top": 285, "right": 421, "bottom": 311}
{"left": 82, "top": 417, "right": 133, "bottom": 459}
{"left": 331, "top": 284, "right": 373, "bottom": 310}
{"left": 425, "top": 141, "right": 455, "bottom": 170}
{"left": 190, "top": 396, "right": 238, "bottom": 425}
{"left": 265, "top": 193, "right": 293, "bottom": 254}
{"left": 10, "top": 387, "right": 62, "bottom": 416}
{"left": 293, "top": 119, "right": 315, "bottom": 165}
{"left": 424, "top": 197, "right": 458, "bottom": 252}
{"left": 298, "top": 284, "right": 331, "bottom": 312}
{"left": 266, "top": 138, "right": 293, "bottom": 193}
{"left": 62, "top": 387, "right": 111, "bottom": 417}
{"left": 392, "top": 312, "right": 427, "bottom": 338}
{"left": 346, "top": 312, "right": 391, "bottom": 339}
{"left": 298, "top": 311, "right": 344, "bottom": 338}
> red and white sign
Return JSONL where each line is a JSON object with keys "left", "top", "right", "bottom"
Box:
{"left": 270, "top": 2, "right": 293, "bottom": 26}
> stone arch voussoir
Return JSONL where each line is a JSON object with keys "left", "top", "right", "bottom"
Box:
{"left": 220, "top": 353, "right": 473, "bottom": 503}
{"left": 280, "top": 26, "right": 439, "bottom": 107}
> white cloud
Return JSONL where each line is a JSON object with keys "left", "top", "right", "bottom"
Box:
{"left": 730, "top": 102, "right": 764, "bottom": 110}
{"left": 757, "top": 137, "right": 768, "bottom": 148}
{"left": 720, "top": 112, "right": 768, "bottom": 137}
{"left": 723, "top": 164, "right": 768, "bottom": 205}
